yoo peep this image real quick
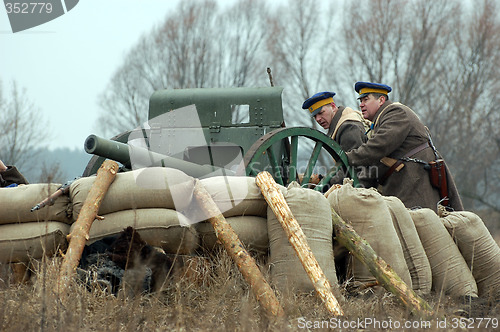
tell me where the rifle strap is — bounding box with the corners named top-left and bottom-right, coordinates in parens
top-left (378, 142), bottom-right (429, 185)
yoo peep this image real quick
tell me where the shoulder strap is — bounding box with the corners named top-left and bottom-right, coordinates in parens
top-left (378, 142), bottom-right (429, 185)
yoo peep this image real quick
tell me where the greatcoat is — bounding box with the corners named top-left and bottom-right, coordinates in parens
top-left (327, 106), bottom-right (376, 189)
top-left (346, 101), bottom-right (463, 212)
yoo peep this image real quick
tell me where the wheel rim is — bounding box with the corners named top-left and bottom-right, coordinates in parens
top-left (243, 127), bottom-right (359, 190)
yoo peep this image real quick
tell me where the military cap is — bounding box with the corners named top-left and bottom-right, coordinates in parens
top-left (302, 91), bottom-right (336, 117)
top-left (355, 82), bottom-right (392, 99)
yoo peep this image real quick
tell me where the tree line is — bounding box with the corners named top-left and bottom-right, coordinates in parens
top-left (2, 0), bottom-right (499, 211)
top-left (96, 0), bottom-right (500, 210)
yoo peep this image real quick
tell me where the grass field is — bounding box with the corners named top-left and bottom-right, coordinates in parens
top-left (0, 247), bottom-right (498, 332)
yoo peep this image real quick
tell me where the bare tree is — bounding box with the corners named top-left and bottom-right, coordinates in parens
top-left (265, 0), bottom-right (339, 129)
top-left (339, 0), bottom-right (459, 104)
top-left (97, 0), bottom-right (271, 136)
top-left (93, 0), bottom-right (500, 211)
top-left (339, 0), bottom-right (500, 210)
top-left (428, 0), bottom-right (500, 209)
top-left (37, 160), bottom-right (66, 184)
top-left (97, 51), bottom-right (153, 136)
top-left (213, 0), bottom-right (270, 88)
top-left (0, 80), bottom-right (50, 170)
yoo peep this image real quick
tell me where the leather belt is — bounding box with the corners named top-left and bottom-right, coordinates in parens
top-left (378, 142), bottom-right (430, 185)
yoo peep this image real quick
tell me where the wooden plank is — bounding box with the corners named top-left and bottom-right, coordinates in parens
top-left (193, 179), bottom-right (285, 320)
top-left (330, 207), bottom-right (434, 319)
top-left (255, 171), bottom-right (343, 316)
top-left (57, 159), bottom-right (119, 301)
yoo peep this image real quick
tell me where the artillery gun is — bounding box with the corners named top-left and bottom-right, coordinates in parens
top-left (83, 87), bottom-right (358, 191)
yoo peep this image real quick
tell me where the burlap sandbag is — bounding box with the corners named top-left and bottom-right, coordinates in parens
top-left (439, 210), bottom-right (500, 298)
top-left (195, 216), bottom-right (268, 254)
top-left (71, 209), bottom-right (198, 254)
top-left (409, 208), bottom-right (478, 297)
top-left (0, 184), bottom-right (72, 224)
top-left (0, 221), bottom-right (69, 263)
top-left (198, 176), bottom-right (286, 219)
top-left (70, 167), bottom-right (195, 221)
top-left (384, 196), bottom-right (432, 294)
top-left (327, 182), bottom-right (412, 288)
top-left (267, 182), bottom-right (337, 293)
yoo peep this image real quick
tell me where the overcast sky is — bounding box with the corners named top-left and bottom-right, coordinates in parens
top-left (1, 0), bottom-right (236, 151)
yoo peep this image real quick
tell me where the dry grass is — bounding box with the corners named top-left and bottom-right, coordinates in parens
top-left (0, 249), bottom-right (498, 332)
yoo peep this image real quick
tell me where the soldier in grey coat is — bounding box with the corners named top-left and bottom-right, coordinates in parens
top-left (0, 159), bottom-right (29, 187)
top-left (346, 82), bottom-right (463, 212)
top-left (302, 91), bottom-right (376, 189)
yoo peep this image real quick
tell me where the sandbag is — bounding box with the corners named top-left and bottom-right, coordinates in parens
top-left (199, 176), bottom-right (286, 218)
top-left (384, 196), bottom-right (432, 294)
top-left (70, 167), bottom-right (195, 221)
top-left (0, 221), bottom-right (69, 263)
top-left (0, 184), bottom-right (72, 224)
top-left (440, 210), bottom-right (500, 298)
top-left (409, 208), bottom-right (478, 297)
top-left (267, 182), bottom-right (337, 293)
top-left (327, 183), bottom-right (412, 288)
top-left (71, 208), bottom-right (198, 255)
top-left (195, 215), bottom-right (268, 254)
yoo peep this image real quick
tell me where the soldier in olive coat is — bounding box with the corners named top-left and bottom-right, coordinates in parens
top-left (302, 91), bottom-right (376, 188)
top-left (0, 159), bottom-right (29, 187)
top-left (346, 82), bottom-right (463, 212)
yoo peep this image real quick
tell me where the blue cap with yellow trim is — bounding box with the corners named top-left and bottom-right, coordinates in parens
top-left (355, 82), bottom-right (392, 99)
top-left (302, 91), bottom-right (336, 117)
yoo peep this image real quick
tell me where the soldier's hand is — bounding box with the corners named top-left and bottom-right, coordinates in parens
top-left (309, 173), bottom-right (323, 185)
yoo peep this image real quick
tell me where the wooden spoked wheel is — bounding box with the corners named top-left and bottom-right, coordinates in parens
top-left (243, 127), bottom-right (358, 191)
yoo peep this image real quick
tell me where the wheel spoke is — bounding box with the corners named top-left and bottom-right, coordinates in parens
top-left (302, 141), bottom-right (323, 185)
top-left (246, 166), bottom-right (258, 177)
top-left (266, 147), bottom-right (284, 186)
top-left (288, 135), bottom-right (299, 183)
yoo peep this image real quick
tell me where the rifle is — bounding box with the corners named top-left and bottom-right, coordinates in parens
top-left (31, 178), bottom-right (79, 212)
top-left (425, 130), bottom-right (449, 206)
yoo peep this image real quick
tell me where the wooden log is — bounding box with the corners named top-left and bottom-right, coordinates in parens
top-left (193, 179), bottom-right (285, 320)
top-left (330, 207), bottom-right (434, 319)
top-left (57, 160), bottom-right (119, 300)
top-left (255, 171), bottom-right (344, 316)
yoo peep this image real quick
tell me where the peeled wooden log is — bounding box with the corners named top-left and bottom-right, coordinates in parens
top-left (255, 171), bottom-right (344, 316)
top-left (57, 160), bottom-right (119, 300)
top-left (193, 179), bottom-right (285, 320)
top-left (330, 207), bottom-right (434, 319)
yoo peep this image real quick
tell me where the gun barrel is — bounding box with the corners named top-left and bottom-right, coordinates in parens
top-left (85, 134), bottom-right (131, 167)
top-left (84, 134), bottom-right (234, 178)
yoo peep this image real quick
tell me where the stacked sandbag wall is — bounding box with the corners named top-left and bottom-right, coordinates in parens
top-left (384, 197), bottom-right (432, 295)
top-left (70, 167), bottom-right (199, 255)
top-left (409, 208), bottom-right (478, 298)
top-left (0, 183), bottom-right (72, 263)
top-left (267, 182), bottom-right (338, 294)
top-left (327, 182), bottom-right (412, 289)
top-left (193, 176), bottom-right (275, 255)
top-left (439, 210), bottom-right (500, 298)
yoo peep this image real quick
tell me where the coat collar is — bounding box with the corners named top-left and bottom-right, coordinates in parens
top-left (327, 106), bottom-right (345, 136)
top-left (372, 100), bottom-right (393, 127)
